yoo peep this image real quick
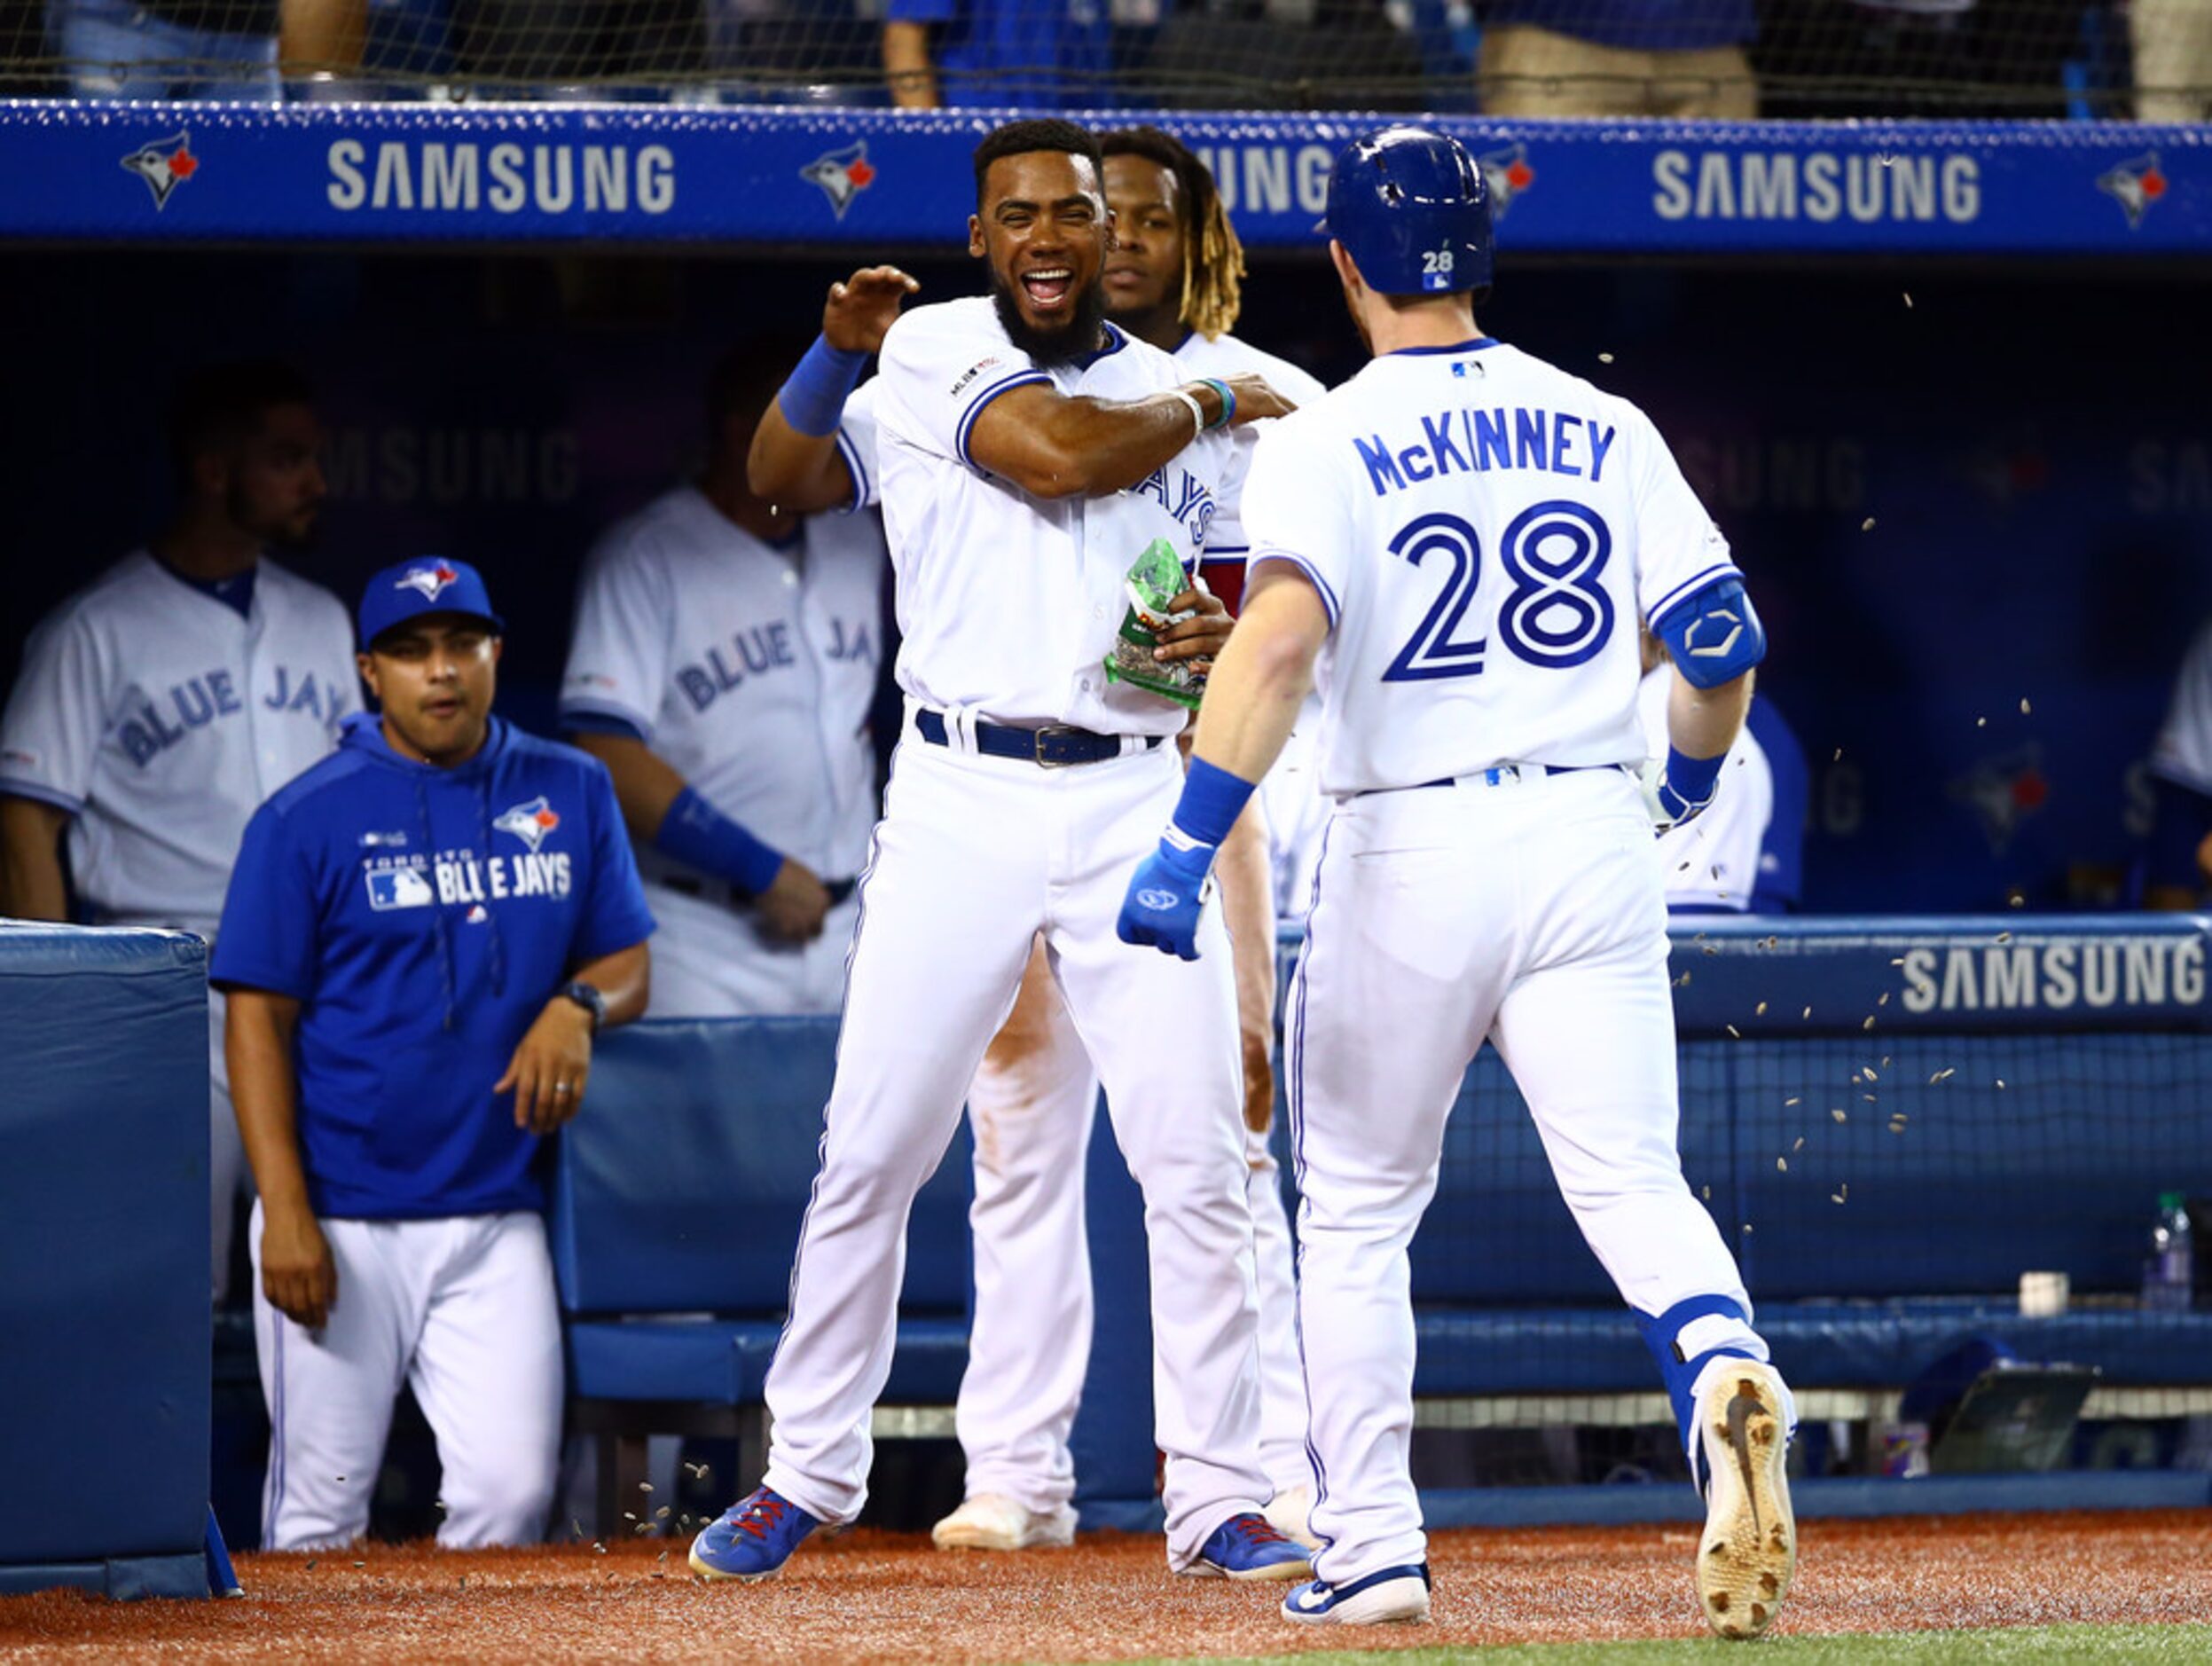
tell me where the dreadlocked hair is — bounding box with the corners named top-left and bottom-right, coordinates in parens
top-left (1101, 125), bottom-right (1245, 342)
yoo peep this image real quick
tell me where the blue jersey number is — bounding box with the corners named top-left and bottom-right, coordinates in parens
top-left (1497, 500), bottom-right (1614, 669)
top-left (1381, 513), bottom-right (1487, 682)
top-left (1384, 501), bottom-right (1615, 682)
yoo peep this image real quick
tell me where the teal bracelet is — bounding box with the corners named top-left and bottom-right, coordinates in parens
top-left (1200, 377), bottom-right (1235, 430)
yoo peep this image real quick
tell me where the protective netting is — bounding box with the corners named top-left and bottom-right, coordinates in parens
top-left (1400, 1028), bottom-right (2212, 1487)
top-left (5, 3), bottom-right (2206, 121)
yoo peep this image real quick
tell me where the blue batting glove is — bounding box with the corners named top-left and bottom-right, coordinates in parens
top-left (1641, 747), bottom-right (1724, 834)
top-left (1117, 834), bottom-right (1217, 961)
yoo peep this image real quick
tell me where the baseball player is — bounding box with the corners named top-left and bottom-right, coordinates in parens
top-left (744, 127), bottom-right (1328, 1556)
top-left (1118, 128), bottom-right (1797, 1637)
top-left (559, 343), bottom-right (885, 1017)
top-left (688, 118), bottom-right (1308, 1585)
top-left (210, 557), bottom-right (655, 1551)
top-left (0, 359), bottom-right (355, 1305)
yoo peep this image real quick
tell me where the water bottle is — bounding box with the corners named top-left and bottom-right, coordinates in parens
top-left (2144, 1191), bottom-right (2195, 1313)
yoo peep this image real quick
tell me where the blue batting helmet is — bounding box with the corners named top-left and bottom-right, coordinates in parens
top-left (1318, 125), bottom-right (1493, 297)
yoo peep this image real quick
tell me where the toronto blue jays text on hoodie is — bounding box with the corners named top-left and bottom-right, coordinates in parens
top-left (212, 713), bottom-right (655, 1220)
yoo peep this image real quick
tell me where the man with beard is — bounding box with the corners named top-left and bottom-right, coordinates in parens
top-left (688, 118), bottom-right (1309, 1585)
top-left (0, 359), bottom-right (357, 1305)
top-left (743, 125), bottom-right (1328, 1559)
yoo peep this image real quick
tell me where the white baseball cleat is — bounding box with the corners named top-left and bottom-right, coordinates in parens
top-left (1696, 1361), bottom-right (1796, 1639)
top-left (1282, 1562), bottom-right (1432, 1626)
top-left (1262, 1483), bottom-right (1320, 1550)
top-left (930, 1493), bottom-right (1078, 1552)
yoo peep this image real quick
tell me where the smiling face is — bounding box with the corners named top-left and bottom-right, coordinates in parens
top-left (970, 148), bottom-right (1110, 366)
top-left (359, 615), bottom-right (501, 767)
top-left (1102, 152), bottom-right (1185, 341)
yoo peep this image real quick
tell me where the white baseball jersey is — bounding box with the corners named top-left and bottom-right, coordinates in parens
top-left (839, 325), bottom-right (1331, 910)
top-left (1165, 334), bottom-right (1334, 917)
top-left (1638, 666), bottom-right (1773, 912)
top-left (870, 297), bottom-right (1248, 736)
top-left (1172, 329), bottom-right (1330, 585)
top-left (2151, 617), bottom-right (2212, 796)
top-left (0, 550), bottom-right (356, 934)
top-left (1243, 338), bottom-right (1738, 798)
top-left (561, 486), bottom-right (885, 887)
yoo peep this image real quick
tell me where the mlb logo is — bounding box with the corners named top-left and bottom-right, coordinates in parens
top-left (366, 868), bottom-right (435, 911)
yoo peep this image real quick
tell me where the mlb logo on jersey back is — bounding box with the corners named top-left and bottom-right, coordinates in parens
top-left (366, 868), bottom-right (435, 910)
top-left (494, 796), bottom-right (561, 853)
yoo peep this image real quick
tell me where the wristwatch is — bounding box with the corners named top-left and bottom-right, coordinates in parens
top-left (561, 980), bottom-right (607, 1032)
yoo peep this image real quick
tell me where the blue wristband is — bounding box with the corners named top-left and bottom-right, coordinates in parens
top-left (1200, 377), bottom-right (1235, 431)
top-left (779, 334), bottom-right (869, 439)
top-left (655, 786), bottom-right (786, 897)
top-left (1665, 746), bottom-right (1724, 808)
top-left (1170, 757), bottom-right (1258, 850)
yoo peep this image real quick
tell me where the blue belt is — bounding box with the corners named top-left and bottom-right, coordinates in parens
top-left (914, 708), bottom-right (1164, 768)
top-left (1361, 762), bottom-right (1612, 798)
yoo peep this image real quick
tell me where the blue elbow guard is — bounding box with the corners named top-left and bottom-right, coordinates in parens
top-left (1654, 576), bottom-right (1765, 690)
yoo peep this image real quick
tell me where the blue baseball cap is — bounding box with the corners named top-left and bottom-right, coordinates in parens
top-left (357, 557), bottom-right (506, 648)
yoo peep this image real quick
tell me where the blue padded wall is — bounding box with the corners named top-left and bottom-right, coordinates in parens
top-left (0, 925), bottom-right (210, 1576)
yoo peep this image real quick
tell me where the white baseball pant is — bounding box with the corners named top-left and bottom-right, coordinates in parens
top-left (1288, 769), bottom-right (1758, 1586)
top-left (956, 942), bottom-right (1312, 1513)
top-left (760, 719), bottom-right (1271, 1568)
top-left (252, 1204), bottom-right (563, 1551)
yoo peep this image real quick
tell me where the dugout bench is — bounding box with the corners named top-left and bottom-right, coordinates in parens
top-left (555, 916), bottom-right (2212, 1535)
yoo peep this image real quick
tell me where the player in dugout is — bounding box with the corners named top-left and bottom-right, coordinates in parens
top-left (208, 557), bottom-right (655, 1551)
top-left (0, 359), bottom-right (357, 1308)
top-left (560, 343), bottom-right (886, 1020)
top-left (742, 125), bottom-right (1328, 1554)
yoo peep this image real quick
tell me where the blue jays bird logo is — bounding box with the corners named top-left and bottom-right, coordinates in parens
top-left (802, 141), bottom-right (877, 221)
top-left (396, 561), bottom-right (461, 603)
top-left (2097, 151), bottom-right (2168, 230)
top-left (120, 132), bottom-right (200, 210)
top-left (494, 796), bottom-right (561, 853)
top-left (1477, 143), bottom-right (1534, 220)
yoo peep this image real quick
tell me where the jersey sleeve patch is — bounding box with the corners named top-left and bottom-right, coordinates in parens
top-left (953, 369), bottom-right (1052, 470)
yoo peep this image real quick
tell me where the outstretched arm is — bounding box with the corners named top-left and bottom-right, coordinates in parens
top-left (969, 373), bottom-right (1295, 502)
top-left (1118, 565), bottom-right (1330, 961)
top-left (749, 265), bottom-right (920, 513)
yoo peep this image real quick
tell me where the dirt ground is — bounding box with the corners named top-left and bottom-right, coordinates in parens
top-left (4, 1509), bottom-right (2209, 1662)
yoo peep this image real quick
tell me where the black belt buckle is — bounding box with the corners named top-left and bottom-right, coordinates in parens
top-left (1031, 724), bottom-right (1087, 767)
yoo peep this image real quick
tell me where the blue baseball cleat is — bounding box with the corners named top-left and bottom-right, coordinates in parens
top-left (1282, 1562), bottom-right (1432, 1625)
top-left (1187, 1512), bottom-right (1313, 1581)
top-left (688, 1487), bottom-right (820, 1582)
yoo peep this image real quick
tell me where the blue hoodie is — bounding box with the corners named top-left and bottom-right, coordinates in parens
top-left (213, 712), bottom-right (654, 1220)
